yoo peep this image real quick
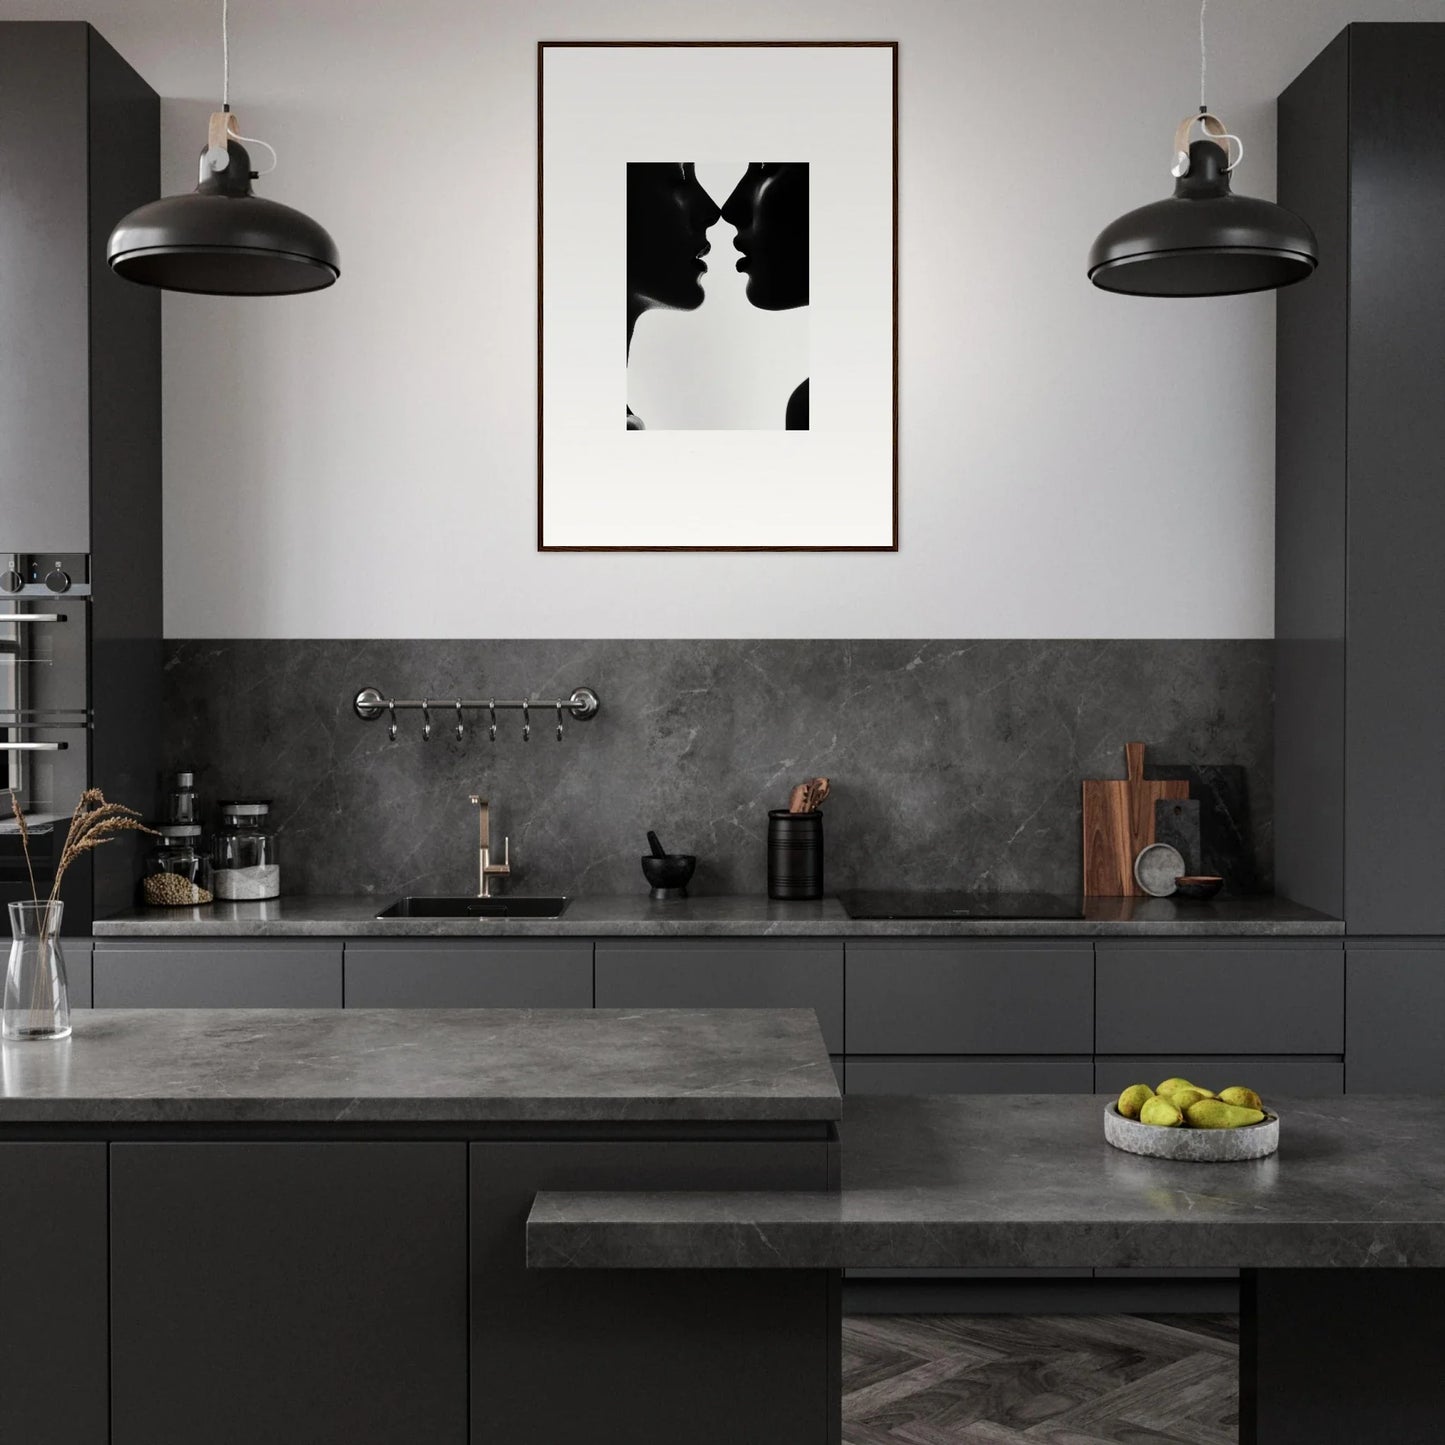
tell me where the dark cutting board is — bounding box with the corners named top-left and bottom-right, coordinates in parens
top-left (1154, 797), bottom-right (1202, 876)
top-left (1082, 743), bottom-right (1190, 896)
top-left (1146, 763), bottom-right (1260, 894)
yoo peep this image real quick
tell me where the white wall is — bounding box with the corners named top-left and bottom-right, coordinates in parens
top-left (0, 0), bottom-right (1428, 638)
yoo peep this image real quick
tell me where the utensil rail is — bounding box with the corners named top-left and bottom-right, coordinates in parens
top-left (352, 685), bottom-right (600, 742)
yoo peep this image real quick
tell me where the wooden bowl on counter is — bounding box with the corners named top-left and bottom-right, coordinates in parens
top-left (1172, 875), bottom-right (1225, 900)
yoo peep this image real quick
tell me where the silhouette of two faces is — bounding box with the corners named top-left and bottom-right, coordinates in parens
top-left (626, 162), bottom-right (809, 430)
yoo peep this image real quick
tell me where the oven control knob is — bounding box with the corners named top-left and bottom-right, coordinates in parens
top-left (44, 568), bottom-right (71, 594)
top-left (0, 569), bottom-right (21, 594)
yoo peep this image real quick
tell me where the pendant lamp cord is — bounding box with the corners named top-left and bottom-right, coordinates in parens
top-left (1199, 0), bottom-right (1207, 111)
top-left (206, 0), bottom-right (278, 177)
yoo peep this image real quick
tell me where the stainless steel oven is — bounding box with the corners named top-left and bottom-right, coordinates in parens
top-left (0, 556), bottom-right (92, 923)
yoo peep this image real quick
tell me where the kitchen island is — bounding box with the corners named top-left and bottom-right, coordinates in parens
top-left (0, 1007), bottom-right (841, 1445)
top-left (533, 1093), bottom-right (1445, 1445)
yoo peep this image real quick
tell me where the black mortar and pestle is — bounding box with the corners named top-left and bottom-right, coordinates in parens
top-left (642, 830), bottom-right (696, 900)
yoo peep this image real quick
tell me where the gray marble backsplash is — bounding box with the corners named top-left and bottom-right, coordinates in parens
top-left (161, 640), bottom-right (1273, 900)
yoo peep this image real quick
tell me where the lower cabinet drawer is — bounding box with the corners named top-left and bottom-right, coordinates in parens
top-left (594, 941), bottom-right (844, 1053)
top-left (1096, 942), bottom-right (1343, 1054)
top-left (1095, 1056), bottom-right (1344, 1096)
top-left (846, 941), bottom-right (1093, 1055)
top-left (93, 941), bottom-right (343, 1008)
top-left (64, 940), bottom-right (92, 1009)
top-left (845, 1058), bottom-right (1095, 1095)
top-left (1346, 945), bottom-right (1445, 1092)
top-left (344, 941), bottom-right (592, 1008)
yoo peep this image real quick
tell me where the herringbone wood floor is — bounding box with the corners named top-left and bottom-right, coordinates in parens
top-left (842, 1313), bottom-right (1239, 1444)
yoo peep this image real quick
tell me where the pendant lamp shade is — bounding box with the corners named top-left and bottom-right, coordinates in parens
top-left (108, 137), bottom-right (339, 296)
top-left (1088, 139), bottom-right (1316, 297)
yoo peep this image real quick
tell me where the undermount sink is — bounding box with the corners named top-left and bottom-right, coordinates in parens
top-left (375, 896), bottom-right (570, 919)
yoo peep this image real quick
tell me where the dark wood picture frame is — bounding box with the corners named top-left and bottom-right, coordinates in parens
top-left (537, 40), bottom-right (899, 552)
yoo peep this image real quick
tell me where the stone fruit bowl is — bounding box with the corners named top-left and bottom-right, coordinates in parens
top-left (1104, 1103), bottom-right (1279, 1161)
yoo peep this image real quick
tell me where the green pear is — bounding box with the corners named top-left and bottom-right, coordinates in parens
top-left (1117, 1084), bottom-right (1154, 1119)
top-left (1161, 1086), bottom-right (1211, 1111)
top-left (1185, 1099), bottom-right (1266, 1129)
top-left (1218, 1086), bottom-right (1264, 1111)
top-left (1140, 1096), bottom-right (1185, 1127)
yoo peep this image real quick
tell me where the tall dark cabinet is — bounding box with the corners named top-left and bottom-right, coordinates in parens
top-left (0, 23), bottom-right (161, 928)
top-left (1277, 24), bottom-right (1445, 1088)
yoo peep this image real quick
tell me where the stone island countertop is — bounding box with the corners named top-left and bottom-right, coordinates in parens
top-left (0, 1007), bottom-right (840, 1126)
top-left (527, 1093), bottom-right (1445, 1270)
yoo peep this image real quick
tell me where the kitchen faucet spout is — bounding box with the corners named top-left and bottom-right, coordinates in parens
top-left (468, 794), bottom-right (511, 898)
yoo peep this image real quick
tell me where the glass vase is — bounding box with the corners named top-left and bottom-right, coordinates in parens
top-left (5, 901), bottom-right (71, 1042)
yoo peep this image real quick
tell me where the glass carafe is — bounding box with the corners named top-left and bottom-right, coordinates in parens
top-left (5, 901), bottom-right (71, 1041)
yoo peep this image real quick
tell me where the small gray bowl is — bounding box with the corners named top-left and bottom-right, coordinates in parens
top-left (1134, 842), bottom-right (1186, 897)
top-left (1104, 1103), bottom-right (1279, 1162)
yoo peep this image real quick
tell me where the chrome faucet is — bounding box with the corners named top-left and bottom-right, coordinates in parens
top-left (468, 794), bottom-right (511, 897)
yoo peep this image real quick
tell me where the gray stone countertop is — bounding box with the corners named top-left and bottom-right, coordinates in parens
top-left (0, 1008), bottom-right (840, 1125)
top-left (92, 893), bottom-right (1342, 938)
top-left (528, 1093), bottom-right (1445, 1271)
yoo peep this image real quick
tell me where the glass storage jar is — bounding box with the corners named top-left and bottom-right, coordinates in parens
top-left (211, 801), bottom-right (281, 901)
top-left (143, 825), bottom-right (214, 907)
top-left (162, 770), bottom-right (199, 825)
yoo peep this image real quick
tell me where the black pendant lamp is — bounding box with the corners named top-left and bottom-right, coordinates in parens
top-left (1087, 2), bottom-right (1316, 297)
top-left (107, 1), bottom-right (338, 296)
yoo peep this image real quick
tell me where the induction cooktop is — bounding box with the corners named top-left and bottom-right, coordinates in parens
top-left (837, 891), bottom-right (1085, 920)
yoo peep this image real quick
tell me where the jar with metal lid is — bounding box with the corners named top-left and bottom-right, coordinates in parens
top-left (211, 800), bottom-right (281, 901)
top-left (142, 825), bottom-right (214, 907)
top-left (162, 770), bottom-right (199, 825)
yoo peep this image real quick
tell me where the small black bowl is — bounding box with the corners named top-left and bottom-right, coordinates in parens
top-left (642, 854), bottom-right (696, 900)
top-left (1173, 875), bottom-right (1224, 901)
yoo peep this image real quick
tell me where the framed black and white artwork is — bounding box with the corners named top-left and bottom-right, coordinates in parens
top-left (538, 41), bottom-right (897, 551)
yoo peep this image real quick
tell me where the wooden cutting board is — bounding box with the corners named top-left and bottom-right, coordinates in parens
top-left (1082, 742), bottom-right (1189, 896)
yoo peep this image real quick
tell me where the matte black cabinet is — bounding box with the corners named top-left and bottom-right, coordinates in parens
top-left (0, 22), bottom-right (161, 927)
top-left (1277, 25), bottom-right (1445, 936)
top-left (470, 1139), bottom-right (834, 1444)
top-left (0, 1143), bottom-right (108, 1444)
top-left (0, 23), bottom-right (100, 547)
top-left (845, 941), bottom-right (1093, 1056)
top-left (64, 938), bottom-right (92, 1008)
top-left (846, 1058), bottom-right (1094, 1094)
top-left (344, 939), bottom-right (592, 1008)
top-left (0, 21), bottom-right (157, 550)
top-left (94, 939), bottom-right (343, 1007)
top-left (110, 1142), bottom-right (469, 1445)
top-left (595, 940), bottom-right (844, 1053)
top-left (1095, 942), bottom-right (1343, 1056)
top-left (1346, 944), bottom-right (1445, 1092)
top-left (83, 932), bottom-right (1358, 1095)
top-left (1095, 1057), bottom-right (1344, 1097)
